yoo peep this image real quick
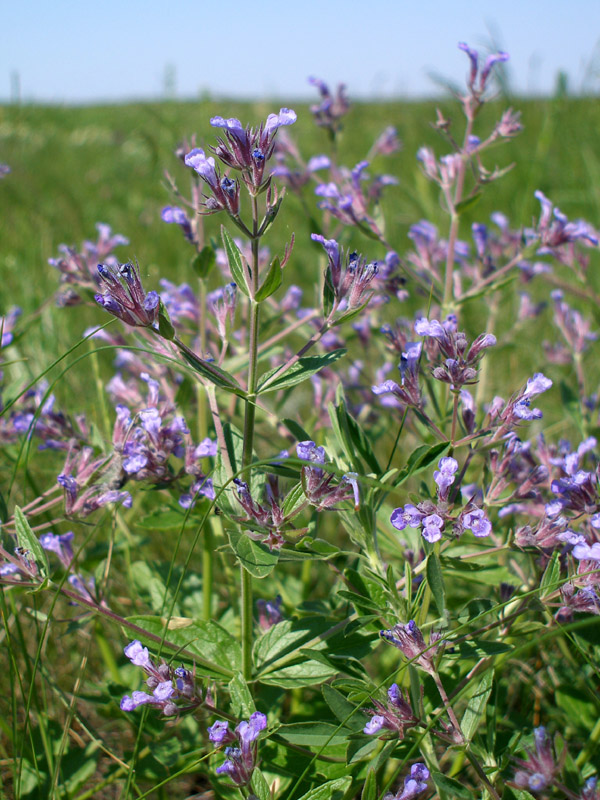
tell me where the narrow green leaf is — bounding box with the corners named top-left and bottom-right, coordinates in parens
top-left (251, 769), bottom-right (271, 800)
top-left (540, 550), bottom-right (562, 597)
top-left (276, 723), bottom-right (349, 748)
top-left (455, 191), bottom-right (482, 214)
top-left (460, 669), bottom-right (494, 742)
top-left (426, 552), bottom-right (446, 616)
top-left (192, 245), bottom-right (216, 279)
top-left (282, 418), bottom-right (313, 443)
top-left (431, 772), bottom-right (473, 799)
top-left (322, 685), bottom-right (363, 730)
top-left (258, 348), bottom-right (347, 393)
top-left (221, 225), bottom-right (250, 296)
top-left (255, 256), bottom-right (282, 301)
top-left (14, 505), bottom-right (49, 580)
top-left (177, 344), bottom-right (245, 395)
top-left (322, 267), bottom-right (335, 317)
top-left (394, 442), bottom-right (450, 486)
top-left (331, 297), bottom-right (371, 327)
top-left (157, 300), bottom-right (175, 341)
top-left (361, 769), bottom-right (377, 800)
top-left (229, 672), bottom-right (256, 718)
top-left (227, 528), bottom-right (279, 578)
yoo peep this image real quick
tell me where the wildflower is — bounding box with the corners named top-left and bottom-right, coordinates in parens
top-left (372, 342), bottom-right (423, 408)
top-left (257, 596), bottom-right (284, 630)
top-left (534, 190), bottom-right (599, 252)
top-left (380, 620), bottom-right (440, 674)
top-left (95, 262), bottom-right (159, 328)
top-left (458, 42), bottom-right (509, 96)
top-left (161, 205), bottom-right (196, 244)
top-left (384, 763), bottom-right (430, 800)
top-left (460, 507), bottom-right (492, 537)
top-left (416, 316), bottom-right (496, 388)
top-left (120, 640), bottom-right (201, 716)
top-left (311, 234), bottom-right (378, 309)
top-left (363, 683), bottom-right (417, 738)
top-left (184, 147), bottom-right (241, 215)
top-left (555, 583), bottom-right (600, 622)
top-left (297, 441), bottom-right (355, 510)
top-left (39, 531), bottom-right (74, 568)
top-left (433, 457), bottom-right (459, 500)
top-left (210, 712), bottom-right (267, 786)
top-left (207, 109), bottom-right (296, 192)
top-left (513, 727), bottom-right (558, 793)
top-left (308, 76), bottom-right (349, 132)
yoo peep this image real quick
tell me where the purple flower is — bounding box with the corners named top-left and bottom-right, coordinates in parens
top-left (422, 514), bottom-right (444, 543)
top-left (514, 727), bottom-right (558, 793)
top-left (380, 620), bottom-right (439, 674)
top-left (385, 763), bottom-right (430, 800)
top-left (39, 531), bottom-right (74, 568)
top-left (433, 456), bottom-right (458, 498)
top-left (462, 508), bottom-right (492, 537)
top-left (124, 640), bottom-right (152, 669)
top-left (414, 317), bottom-right (446, 339)
top-left (208, 720), bottom-right (234, 745)
top-left (458, 42), bottom-right (509, 95)
top-left (573, 542), bottom-right (600, 561)
top-left (95, 262), bottom-right (159, 329)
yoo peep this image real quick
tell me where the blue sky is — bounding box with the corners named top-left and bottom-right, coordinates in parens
top-left (3, 0), bottom-right (600, 103)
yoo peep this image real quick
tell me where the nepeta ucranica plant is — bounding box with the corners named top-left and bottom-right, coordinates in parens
top-left (2, 40), bottom-right (600, 800)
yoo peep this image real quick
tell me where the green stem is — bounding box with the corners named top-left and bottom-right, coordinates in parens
top-left (241, 563), bottom-right (253, 680)
top-left (239, 193), bottom-right (261, 681)
top-left (198, 277), bottom-right (214, 621)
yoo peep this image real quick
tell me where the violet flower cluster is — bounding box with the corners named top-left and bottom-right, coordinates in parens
top-left (208, 711), bottom-right (267, 786)
top-left (390, 456), bottom-right (491, 544)
top-left (120, 640), bottom-right (202, 716)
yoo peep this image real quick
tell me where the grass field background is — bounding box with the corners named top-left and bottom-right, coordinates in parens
top-left (2, 95), bottom-right (600, 419)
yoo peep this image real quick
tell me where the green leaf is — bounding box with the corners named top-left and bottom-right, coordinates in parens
top-left (460, 669), bottom-right (494, 742)
top-left (251, 769), bottom-right (272, 800)
top-left (157, 300), bottom-right (175, 341)
top-left (125, 615), bottom-right (238, 678)
top-left (276, 723), bottom-right (350, 748)
top-left (331, 298), bottom-right (372, 327)
top-left (455, 192), bottom-right (482, 215)
top-left (426, 552), bottom-right (446, 616)
top-left (221, 225), bottom-right (250, 296)
top-left (254, 617), bottom-right (334, 669)
top-left (192, 245), bottom-right (216, 279)
top-left (177, 344), bottom-right (245, 395)
top-left (258, 348), bottom-right (347, 393)
top-left (431, 771), bottom-right (473, 799)
top-left (361, 769), bottom-right (377, 800)
top-left (296, 778), bottom-right (352, 800)
top-left (281, 482), bottom-right (306, 518)
top-left (228, 672), bottom-right (256, 717)
top-left (540, 550), bottom-right (562, 597)
top-left (136, 510), bottom-right (188, 530)
top-left (227, 528), bottom-right (279, 578)
top-left (0, 488), bottom-right (7, 524)
top-left (14, 505), bottom-right (49, 581)
top-left (282, 418), bottom-right (313, 443)
top-left (322, 685), bottom-right (364, 731)
top-left (329, 387), bottom-right (380, 474)
top-left (259, 657), bottom-right (337, 688)
top-left (255, 256), bottom-right (282, 301)
top-left (322, 267), bottom-right (335, 317)
top-left (394, 442), bottom-right (450, 487)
